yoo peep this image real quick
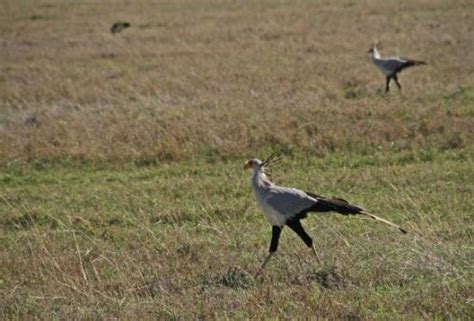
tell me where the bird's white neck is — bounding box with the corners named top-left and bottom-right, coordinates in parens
top-left (252, 167), bottom-right (272, 189)
top-left (370, 47), bottom-right (381, 60)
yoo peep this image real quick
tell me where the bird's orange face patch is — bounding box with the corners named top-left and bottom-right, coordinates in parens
top-left (244, 159), bottom-right (253, 169)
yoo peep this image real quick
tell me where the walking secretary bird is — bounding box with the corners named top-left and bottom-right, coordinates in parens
top-left (244, 154), bottom-right (407, 273)
top-left (368, 43), bottom-right (425, 92)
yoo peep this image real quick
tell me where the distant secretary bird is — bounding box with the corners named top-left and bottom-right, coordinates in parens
top-left (244, 155), bottom-right (407, 272)
top-left (368, 44), bottom-right (425, 92)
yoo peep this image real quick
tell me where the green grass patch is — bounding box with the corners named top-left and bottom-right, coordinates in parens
top-left (1, 150), bottom-right (472, 319)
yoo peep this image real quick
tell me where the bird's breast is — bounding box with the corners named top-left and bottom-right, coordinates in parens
top-left (373, 59), bottom-right (393, 76)
top-left (253, 188), bottom-right (287, 226)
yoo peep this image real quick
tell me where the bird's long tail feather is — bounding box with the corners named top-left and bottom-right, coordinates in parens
top-left (409, 60), bottom-right (425, 66)
top-left (360, 211), bottom-right (407, 234)
top-left (306, 192), bottom-right (407, 234)
top-left (401, 60), bottom-right (426, 70)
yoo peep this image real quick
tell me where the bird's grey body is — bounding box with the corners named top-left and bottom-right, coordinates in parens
top-left (251, 169), bottom-right (317, 226)
top-left (372, 55), bottom-right (410, 76)
top-left (370, 47), bottom-right (409, 75)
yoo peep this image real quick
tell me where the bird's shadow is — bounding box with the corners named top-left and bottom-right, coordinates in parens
top-left (304, 264), bottom-right (346, 289)
top-left (217, 266), bottom-right (254, 289)
top-left (216, 262), bottom-right (346, 290)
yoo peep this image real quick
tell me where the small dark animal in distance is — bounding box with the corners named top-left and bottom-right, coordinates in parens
top-left (111, 22), bottom-right (130, 34)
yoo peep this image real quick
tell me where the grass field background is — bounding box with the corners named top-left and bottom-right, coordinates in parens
top-left (1, 0), bottom-right (473, 319)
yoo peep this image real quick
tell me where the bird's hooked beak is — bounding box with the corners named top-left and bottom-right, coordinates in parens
top-left (244, 160), bottom-right (253, 170)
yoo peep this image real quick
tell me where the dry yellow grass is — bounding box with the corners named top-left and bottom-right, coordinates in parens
top-left (0, 0), bottom-right (473, 162)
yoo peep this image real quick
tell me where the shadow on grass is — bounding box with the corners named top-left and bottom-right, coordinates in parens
top-left (306, 265), bottom-right (346, 290)
top-left (217, 267), bottom-right (253, 289)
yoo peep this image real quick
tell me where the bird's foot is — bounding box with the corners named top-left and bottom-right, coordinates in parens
top-left (254, 268), bottom-right (264, 279)
top-left (255, 252), bottom-right (274, 277)
top-left (311, 245), bottom-right (322, 264)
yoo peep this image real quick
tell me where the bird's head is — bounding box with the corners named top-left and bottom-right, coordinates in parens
top-left (244, 159), bottom-right (263, 171)
top-left (244, 154), bottom-right (282, 171)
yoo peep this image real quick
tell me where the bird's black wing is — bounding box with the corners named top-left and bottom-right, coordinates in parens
top-left (305, 191), bottom-right (363, 215)
top-left (395, 58), bottom-right (426, 73)
top-left (305, 191), bottom-right (407, 233)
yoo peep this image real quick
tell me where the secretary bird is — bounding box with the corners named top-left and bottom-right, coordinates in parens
top-left (368, 44), bottom-right (425, 92)
top-left (244, 155), bottom-right (407, 272)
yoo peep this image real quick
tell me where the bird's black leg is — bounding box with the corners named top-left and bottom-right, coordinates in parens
top-left (287, 219), bottom-right (321, 263)
top-left (270, 225), bottom-right (282, 253)
top-left (287, 219), bottom-right (311, 247)
top-left (259, 226), bottom-right (282, 273)
top-left (393, 74), bottom-right (402, 90)
top-left (385, 76), bottom-right (391, 92)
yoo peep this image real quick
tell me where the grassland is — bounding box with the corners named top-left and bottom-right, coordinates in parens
top-left (1, 0), bottom-right (473, 319)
